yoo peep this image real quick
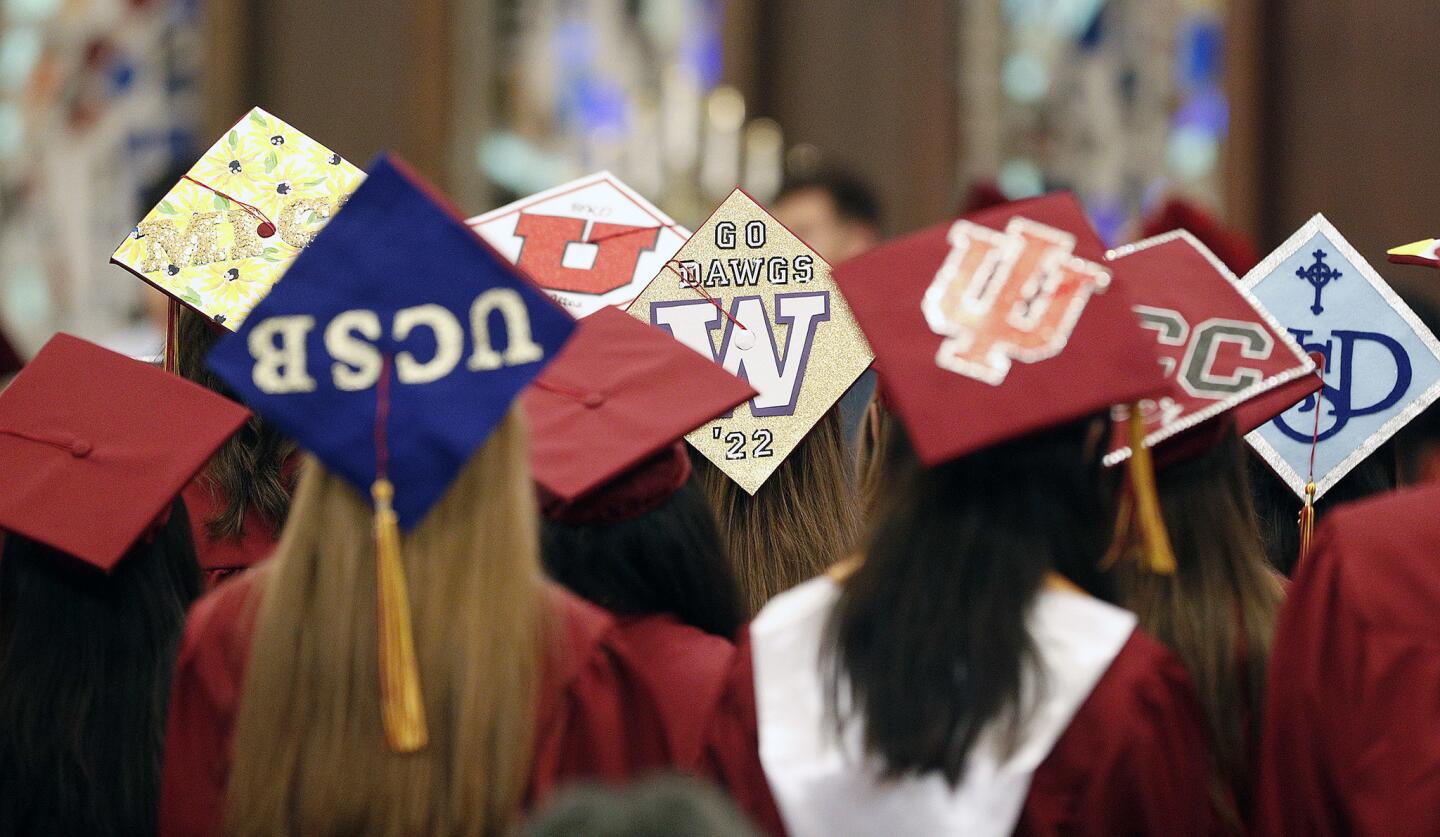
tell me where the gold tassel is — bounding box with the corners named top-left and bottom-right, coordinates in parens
top-left (1297, 481), bottom-right (1317, 564)
top-left (1124, 404), bottom-right (1177, 575)
top-left (372, 478), bottom-right (427, 752)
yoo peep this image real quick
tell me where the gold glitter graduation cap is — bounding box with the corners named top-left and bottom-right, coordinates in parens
top-left (111, 107), bottom-right (364, 331)
top-left (627, 188), bottom-right (873, 494)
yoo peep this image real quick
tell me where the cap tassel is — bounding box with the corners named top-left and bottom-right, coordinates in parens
top-left (1123, 403), bottom-right (1177, 575)
top-left (373, 478), bottom-right (427, 752)
top-left (371, 353), bottom-right (426, 752)
top-left (1296, 355), bottom-right (1327, 566)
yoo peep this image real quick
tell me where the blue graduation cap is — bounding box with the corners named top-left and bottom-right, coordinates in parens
top-left (207, 153), bottom-right (576, 754)
top-left (208, 153), bottom-right (575, 529)
top-left (1243, 214), bottom-right (1440, 500)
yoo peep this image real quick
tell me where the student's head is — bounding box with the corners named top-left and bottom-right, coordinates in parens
top-left (1114, 428), bottom-right (1281, 822)
top-left (541, 452), bottom-right (745, 639)
top-left (524, 775), bottom-right (761, 837)
top-left (824, 191), bottom-right (1171, 784)
top-left (0, 501), bottom-right (201, 836)
top-left (174, 305), bottom-right (297, 541)
top-left (773, 168), bottom-right (882, 264)
top-left (226, 409), bottom-right (547, 835)
top-left (0, 334), bottom-right (244, 836)
top-left (829, 414), bottom-right (1113, 783)
top-left (526, 308), bottom-right (755, 638)
top-left (692, 404), bottom-right (861, 615)
top-left (1392, 276), bottom-right (1440, 484)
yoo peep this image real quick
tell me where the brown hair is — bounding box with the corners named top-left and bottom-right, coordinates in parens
top-left (223, 408), bottom-right (545, 836)
top-left (691, 406), bottom-right (860, 615)
top-left (174, 306), bottom-right (296, 540)
top-left (1112, 430), bottom-right (1282, 827)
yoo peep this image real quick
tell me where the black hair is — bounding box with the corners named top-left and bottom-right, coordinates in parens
top-left (1392, 277), bottom-right (1440, 483)
top-left (0, 498), bottom-right (202, 836)
top-left (777, 168), bottom-right (883, 228)
top-left (826, 415), bottom-right (1112, 784)
top-left (541, 475), bottom-right (746, 639)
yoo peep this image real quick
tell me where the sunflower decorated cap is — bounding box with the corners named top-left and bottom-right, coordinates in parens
top-left (111, 107), bottom-right (364, 331)
top-left (467, 171), bottom-right (690, 318)
top-left (626, 188), bottom-right (874, 495)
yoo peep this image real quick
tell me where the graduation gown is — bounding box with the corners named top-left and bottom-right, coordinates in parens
top-left (740, 575), bottom-right (1219, 837)
top-left (160, 569), bottom-right (684, 837)
top-left (1254, 482), bottom-right (1440, 836)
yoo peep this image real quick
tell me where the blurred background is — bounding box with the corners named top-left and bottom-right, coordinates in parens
top-left (0, 0), bottom-right (1435, 358)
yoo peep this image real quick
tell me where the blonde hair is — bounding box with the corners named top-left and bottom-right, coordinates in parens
top-left (693, 406), bottom-right (860, 615)
top-left (224, 408), bottom-right (545, 837)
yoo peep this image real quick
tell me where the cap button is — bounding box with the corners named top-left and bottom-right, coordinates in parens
top-left (257, 221), bottom-right (277, 238)
top-left (582, 392), bottom-right (606, 409)
top-left (735, 329), bottom-right (756, 351)
top-left (70, 439), bottom-right (92, 458)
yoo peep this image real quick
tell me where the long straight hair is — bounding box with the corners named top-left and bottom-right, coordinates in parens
top-left (692, 405), bottom-right (860, 615)
top-left (175, 306), bottom-right (296, 540)
top-left (224, 409), bottom-right (546, 836)
top-left (825, 417), bottom-right (1111, 784)
top-left (542, 475), bottom-right (745, 638)
top-left (0, 501), bottom-right (201, 836)
top-left (1114, 430), bottom-right (1282, 825)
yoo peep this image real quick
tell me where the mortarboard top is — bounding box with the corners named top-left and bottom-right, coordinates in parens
top-left (524, 306), bottom-right (757, 524)
top-left (1103, 230), bottom-right (1320, 467)
top-left (832, 192), bottom-right (1169, 467)
top-left (111, 107), bottom-right (364, 331)
top-left (626, 188), bottom-right (874, 495)
top-left (0, 334), bottom-right (249, 571)
top-left (207, 153), bottom-right (577, 531)
top-left (1244, 214), bottom-right (1440, 501)
top-left (467, 172), bottom-right (690, 318)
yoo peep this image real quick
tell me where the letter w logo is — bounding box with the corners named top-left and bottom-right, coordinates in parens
top-left (922, 218), bottom-right (1110, 385)
top-left (514, 213), bottom-right (660, 295)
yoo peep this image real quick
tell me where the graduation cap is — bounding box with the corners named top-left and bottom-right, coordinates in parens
top-left (626, 188), bottom-right (874, 495)
top-left (1243, 214), bottom-right (1440, 505)
top-left (834, 192), bottom-right (1175, 572)
top-left (0, 334), bottom-right (249, 571)
top-left (1103, 230), bottom-right (1320, 467)
top-left (207, 153), bottom-right (576, 753)
top-left (111, 107), bottom-right (364, 335)
top-left (468, 172), bottom-right (690, 318)
top-left (1387, 237), bottom-right (1440, 269)
top-left (525, 307), bottom-right (757, 525)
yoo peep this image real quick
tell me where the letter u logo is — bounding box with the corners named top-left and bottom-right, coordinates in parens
top-left (922, 218), bottom-right (1110, 385)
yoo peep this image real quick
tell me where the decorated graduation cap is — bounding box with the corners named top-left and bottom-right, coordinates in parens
top-left (0, 334), bottom-right (249, 571)
top-left (525, 307), bottom-right (757, 524)
top-left (1103, 230), bottom-right (1320, 467)
top-left (834, 192), bottom-right (1175, 572)
top-left (467, 172), bottom-right (690, 318)
top-left (1387, 237), bottom-right (1440, 269)
top-left (111, 107), bottom-right (363, 335)
top-left (626, 188), bottom-right (873, 495)
top-left (1243, 215), bottom-right (1440, 511)
top-left (208, 153), bottom-right (576, 752)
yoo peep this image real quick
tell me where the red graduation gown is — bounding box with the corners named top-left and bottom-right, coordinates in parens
top-left (160, 569), bottom-right (681, 837)
top-left (1254, 482), bottom-right (1440, 836)
top-left (718, 624), bottom-right (1219, 836)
